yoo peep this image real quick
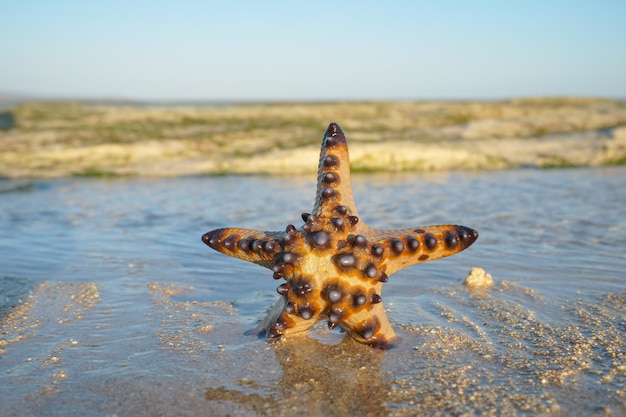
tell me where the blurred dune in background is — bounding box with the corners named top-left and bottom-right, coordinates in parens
top-left (1, 98), bottom-right (625, 178)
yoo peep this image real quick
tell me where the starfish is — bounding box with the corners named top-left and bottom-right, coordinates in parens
top-left (202, 123), bottom-right (478, 348)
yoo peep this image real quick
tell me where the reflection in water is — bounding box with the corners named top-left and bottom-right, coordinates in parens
top-left (205, 336), bottom-right (389, 417)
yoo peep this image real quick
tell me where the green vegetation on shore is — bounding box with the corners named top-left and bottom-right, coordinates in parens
top-left (1, 98), bottom-right (625, 178)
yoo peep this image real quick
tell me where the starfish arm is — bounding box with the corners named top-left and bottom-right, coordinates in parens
top-left (367, 225), bottom-right (479, 275)
top-left (259, 288), bottom-right (399, 349)
top-left (312, 123), bottom-right (360, 219)
top-left (258, 296), bottom-right (321, 338)
top-left (339, 302), bottom-right (399, 349)
top-left (202, 228), bottom-right (284, 269)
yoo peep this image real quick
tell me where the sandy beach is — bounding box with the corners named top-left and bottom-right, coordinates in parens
top-left (2, 266), bottom-right (625, 416)
top-left (1, 98), bottom-right (625, 178)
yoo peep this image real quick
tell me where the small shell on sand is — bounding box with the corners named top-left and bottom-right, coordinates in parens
top-left (464, 267), bottom-right (494, 289)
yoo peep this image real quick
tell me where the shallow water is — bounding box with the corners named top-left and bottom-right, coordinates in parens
top-left (1, 167), bottom-right (625, 416)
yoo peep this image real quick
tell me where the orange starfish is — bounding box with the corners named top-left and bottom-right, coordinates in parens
top-left (202, 123), bottom-right (478, 348)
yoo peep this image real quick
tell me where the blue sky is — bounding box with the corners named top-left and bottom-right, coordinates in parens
top-left (2, 1), bottom-right (625, 101)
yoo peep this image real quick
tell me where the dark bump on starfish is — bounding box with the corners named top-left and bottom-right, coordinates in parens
top-left (325, 136), bottom-right (340, 148)
top-left (457, 226), bottom-right (479, 247)
top-left (336, 239), bottom-right (348, 250)
top-left (251, 239), bottom-right (264, 253)
top-left (286, 224), bottom-right (297, 234)
top-left (285, 301), bottom-right (296, 314)
top-left (238, 238), bottom-right (251, 251)
top-left (282, 252), bottom-right (297, 264)
top-left (326, 122), bottom-right (344, 137)
top-left (204, 232), bottom-right (220, 247)
top-left (329, 308), bottom-right (342, 324)
top-left (360, 324), bottom-right (375, 340)
top-left (303, 216), bottom-right (318, 232)
top-left (323, 172), bottom-right (338, 185)
top-left (352, 234), bottom-right (367, 248)
top-left (353, 294), bottom-right (367, 306)
top-left (312, 230), bottom-right (330, 247)
top-left (414, 229), bottom-right (425, 234)
top-left (293, 280), bottom-right (312, 296)
top-left (324, 155), bottom-right (339, 168)
top-left (334, 205), bottom-right (348, 215)
top-left (223, 235), bottom-right (238, 251)
top-left (379, 272), bottom-right (389, 283)
top-left (337, 253), bottom-right (356, 269)
top-left (407, 237), bottom-right (420, 252)
top-left (272, 262), bottom-right (285, 279)
top-left (274, 317), bottom-right (287, 331)
top-left (418, 254), bottom-right (429, 261)
top-left (364, 264), bottom-right (378, 279)
top-left (424, 233), bottom-right (437, 250)
top-left (371, 244), bottom-right (384, 257)
top-left (301, 213), bottom-right (310, 222)
top-left (331, 217), bottom-right (344, 230)
top-left (391, 238), bottom-right (404, 254)
top-left (300, 306), bottom-right (313, 320)
top-left (263, 240), bottom-right (277, 253)
top-left (327, 289), bottom-right (342, 303)
top-left (347, 216), bottom-right (359, 227)
top-left (267, 327), bottom-right (282, 338)
top-left (445, 231), bottom-right (458, 249)
top-left (321, 187), bottom-right (336, 200)
top-left (371, 294), bottom-right (382, 304)
top-left (276, 283), bottom-right (289, 295)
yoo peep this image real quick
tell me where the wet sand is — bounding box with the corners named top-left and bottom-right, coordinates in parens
top-left (1, 274), bottom-right (624, 416)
